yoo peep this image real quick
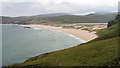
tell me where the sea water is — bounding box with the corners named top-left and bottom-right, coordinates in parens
top-left (2, 24), bottom-right (84, 66)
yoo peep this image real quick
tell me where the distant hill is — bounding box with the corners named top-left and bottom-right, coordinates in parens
top-left (29, 13), bottom-right (71, 18)
top-left (2, 16), bottom-right (30, 24)
top-left (86, 12), bottom-right (117, 20)
top-left (2, 12), bottom-right (117, 24)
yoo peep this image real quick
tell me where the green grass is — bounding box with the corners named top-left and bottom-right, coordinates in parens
top-left (7, 23), bottom-right (119, 67)
top-left (95, 23), bottom-right (119, 40)
top-left (82, 25), bottom-right (95, 27)
top-left (62, 25), bottom-right (83, 29)
top-left (62, 26), bottom-right (74, 29)
top-left (81, 28), bottom-right (93, 32)
top-left (62, 24), bottom-right (95, 29)
top-left (11, 37), bottom-right (118, 66)
top-left (81, 28), bottom-right (90, 31)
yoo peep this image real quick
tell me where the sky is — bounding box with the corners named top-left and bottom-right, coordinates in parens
top-left (1, 0), bottom-right (120, 17)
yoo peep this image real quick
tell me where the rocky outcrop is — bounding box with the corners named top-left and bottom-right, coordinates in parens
top-left (107, 20), bottom-right (118, 27)
top-left (116, 12), bottom-right (120, 20)
top-left (108, 13), bottom-right (120, 27)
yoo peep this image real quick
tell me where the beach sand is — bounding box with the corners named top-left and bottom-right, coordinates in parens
top-left (30, 24), bottom-right (98, 42)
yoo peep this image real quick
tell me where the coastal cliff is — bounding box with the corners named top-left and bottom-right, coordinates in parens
top-left (108, 13), bottom-right (120, 27)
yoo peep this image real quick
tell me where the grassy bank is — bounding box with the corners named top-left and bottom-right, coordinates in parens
top-left (7, 22), bottom-right (119, 67)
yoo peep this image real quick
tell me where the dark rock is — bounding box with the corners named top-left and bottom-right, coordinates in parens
top-left (24, 27), bottom-right (31, 28)
top-left (107, 20), bottom-right (118, 27)
top-left (116, 13), bottom-right (120, 20)
top-left (107, 13), bottom-right (120, 27)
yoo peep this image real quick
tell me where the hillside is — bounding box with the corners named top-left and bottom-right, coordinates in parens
top-left (6, 14), bottom-right (119, 67)
top-left (2, 16), bottom-right (31, 24)
top-left (2, 13), bottom-right (117, 24)
top-left (108, 13), bottom-right (120, 27)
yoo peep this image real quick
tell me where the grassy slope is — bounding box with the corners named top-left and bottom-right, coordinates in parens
top-left (13, 37), bottom-right (118, 66)
top-left (95, 23), bottom-right (119, 40)
top-left (10, 23), bottom-right (119, 66)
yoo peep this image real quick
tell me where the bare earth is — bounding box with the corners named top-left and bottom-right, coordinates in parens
top-left (30, 24), bottom-right (103, 42)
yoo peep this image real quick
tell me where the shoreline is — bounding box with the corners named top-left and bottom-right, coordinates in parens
top-left (19, 24), bottom-right (86, 43)
top-left (32, 26), bottom-right (87, 43)
top-left (30, 24), bottom-right (98, 42)
top-left (38, 27), bottom-right (86, 43)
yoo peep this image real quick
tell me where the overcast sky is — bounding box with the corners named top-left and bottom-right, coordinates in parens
top-left (1, 0), bottom-right (119, 17)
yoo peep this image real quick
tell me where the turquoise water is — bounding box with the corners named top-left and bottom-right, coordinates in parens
top-left (2, 24), bottom-right (83, 66)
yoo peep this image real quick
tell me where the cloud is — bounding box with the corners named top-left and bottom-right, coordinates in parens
top-left (1, 0), bottom-right (119, 17)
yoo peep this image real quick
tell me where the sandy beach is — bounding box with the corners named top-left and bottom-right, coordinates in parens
top-left (30, 24), bottom-right (100, 42)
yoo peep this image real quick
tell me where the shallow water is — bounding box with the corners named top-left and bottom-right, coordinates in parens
top-left (2, 24), bottom-right (83, 66)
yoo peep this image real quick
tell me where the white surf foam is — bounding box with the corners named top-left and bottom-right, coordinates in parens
top-left (66, 33), bottom-right (86, 43)
top-left (19, 25), bottom-right (33, 27)
top-left (33, 28), bottom-right (40, 30)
